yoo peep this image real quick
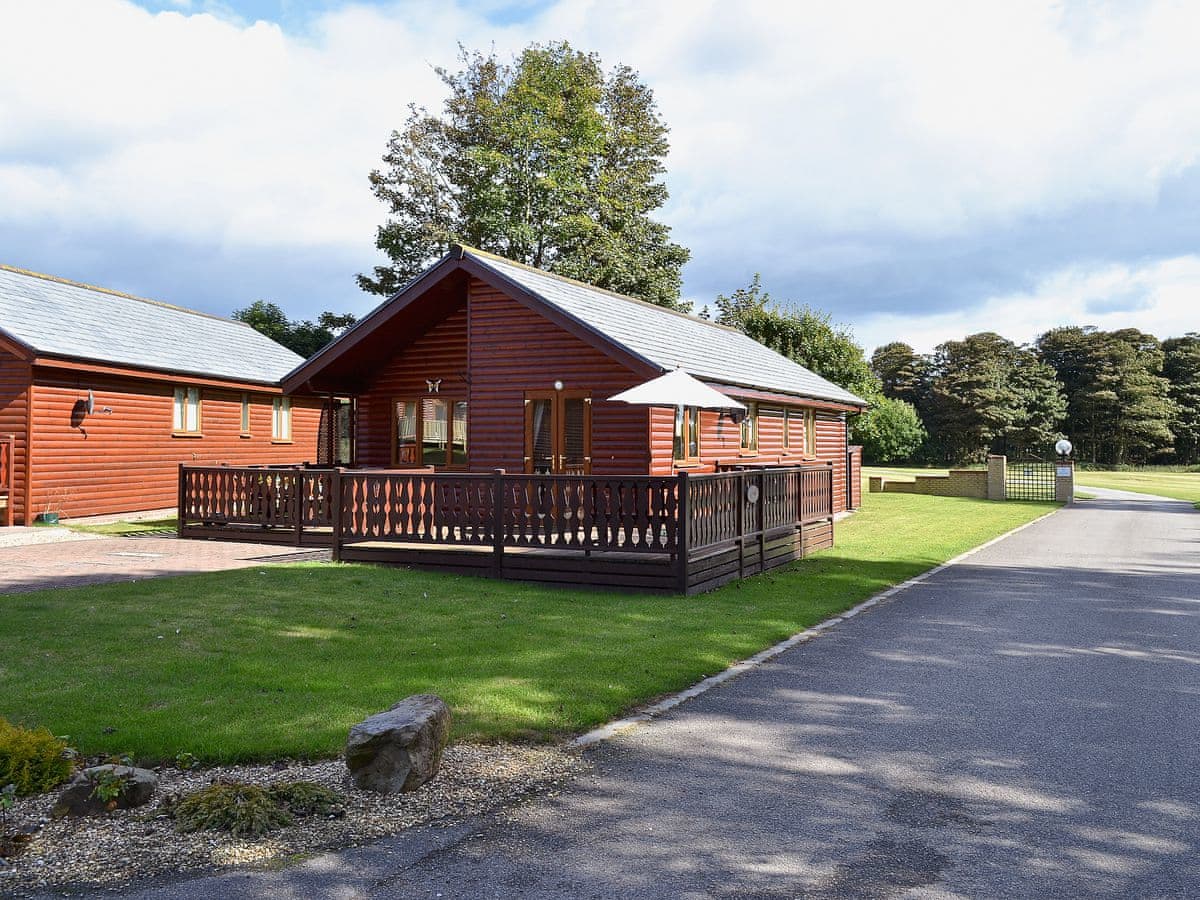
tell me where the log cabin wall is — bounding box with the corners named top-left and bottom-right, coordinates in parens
top-left (27, 368), bottom-right (322, 520)
top-left (353, 302), bottom-right (470, 467)
top-left (0, 346), bottom-right (32, 524)
top-left (467, 277), bottom-right (650, 474)
top-left (649, 404), bottom-right (850, 512)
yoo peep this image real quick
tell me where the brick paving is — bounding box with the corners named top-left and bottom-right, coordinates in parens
top-left (0, 536), bottom-right (329, 594)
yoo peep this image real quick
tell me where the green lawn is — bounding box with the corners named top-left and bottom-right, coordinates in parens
top-left (2, 493), bottom-right (1054, 764)
top-left (1073, 470), bottom-right (1200, 507)
top-left (863, 464), bottom-right (1200, 508)
top-left (67, 517), bottom-right (178, 536)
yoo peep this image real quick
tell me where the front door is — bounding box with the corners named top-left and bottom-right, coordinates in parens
top-left (525, 392), bottom-right (591, 474)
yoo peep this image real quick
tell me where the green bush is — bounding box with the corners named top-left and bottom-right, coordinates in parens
top-left (0, 718), bottom-right (75, 796)
top-left (170, 782), bottom-right (293, 838)
top-left (267, 781), bottom-right (343, 817)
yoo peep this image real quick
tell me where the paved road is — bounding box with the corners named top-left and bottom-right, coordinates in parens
top-left (116, 491), bottom-right (1200, 898)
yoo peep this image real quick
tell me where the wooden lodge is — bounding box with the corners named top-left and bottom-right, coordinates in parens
top-left (176, 246), bottom-right (867, 593)
top-left (0, 265), bottom-right (322, 524)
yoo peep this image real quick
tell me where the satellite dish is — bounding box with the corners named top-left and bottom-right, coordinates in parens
top-left (85, 390), bottom-right (95, 416)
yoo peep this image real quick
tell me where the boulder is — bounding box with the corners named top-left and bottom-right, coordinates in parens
top-left (52, 765), bottom-right (158, 817)
top-left (345, 694), bottom-right (451, 794)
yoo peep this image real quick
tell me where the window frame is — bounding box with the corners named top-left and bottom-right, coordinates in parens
top-left (172, 386), bottom-right (202, 436)
top-left (393, 396), bottom-right (468, 469)
top-left (739, 402), bottom-right (758, 453)
top-left (782, 408), bottom-right (791, 450)
top-left (673, 405), bottom-right (701, 464)
top-left (240, 393), bottom-right (252, 437)
top-left (804, 408), bottom-right (817, 457)
top-left (272, 396), bottom-right (293, 443)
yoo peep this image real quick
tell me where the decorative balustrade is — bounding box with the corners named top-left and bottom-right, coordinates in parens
top-left (178, 462), bottom-right (835, 590)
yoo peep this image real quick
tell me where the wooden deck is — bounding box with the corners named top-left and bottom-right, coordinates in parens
top-left (177, 464), bottom-right (836, 594)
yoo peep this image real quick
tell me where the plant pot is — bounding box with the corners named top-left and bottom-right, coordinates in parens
top-left (35, 512), bottom-right (60, 526)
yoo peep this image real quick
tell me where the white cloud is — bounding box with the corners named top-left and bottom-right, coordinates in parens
top-left (855, 255), bottom-right (1200, 353)
top-left (2, 0), bottom-right (1200, 320)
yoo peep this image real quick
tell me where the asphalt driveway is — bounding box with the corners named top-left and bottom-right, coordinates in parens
top-left (111, 490), bottom-right (1200, 898)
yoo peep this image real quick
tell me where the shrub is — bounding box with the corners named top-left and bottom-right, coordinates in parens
top-left (0, 718), bottom-right (75, 796)
top-left (170, 781), bottom-right (293, 838)
top-left (267, 781), bottom-right (343, 817)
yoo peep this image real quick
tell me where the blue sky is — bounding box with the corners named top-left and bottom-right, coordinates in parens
top-left (3, 0), bottom-right (1199, 352)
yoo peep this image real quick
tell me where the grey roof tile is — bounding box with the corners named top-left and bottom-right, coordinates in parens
top-left (467, 250), bottom-right (867, 407)
top-left (0, 265), bottom-right (303, 384)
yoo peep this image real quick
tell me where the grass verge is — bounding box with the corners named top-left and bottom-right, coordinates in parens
top-left (2, 493), bottom-right (1054, 763)
top-left (66, 517), bottom-right (178, 536)
top-left (1072, 470), bottom-right (1200, 508)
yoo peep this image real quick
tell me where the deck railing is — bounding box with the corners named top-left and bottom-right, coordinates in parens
top-left (0, 434), bottom-right (13, 527)
top-left (178, 462), bottom-right (834, 590)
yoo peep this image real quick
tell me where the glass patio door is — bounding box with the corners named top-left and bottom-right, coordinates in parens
top-left (525, 392), bottom-right (591, 474)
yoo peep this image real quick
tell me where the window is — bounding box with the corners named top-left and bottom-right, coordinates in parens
top-left (272, 396), bottom-right (292, 441)
top-left (240, 394), bottom-right (251, 435)
top-left (740, 402), bottom-right (758, 452)
top-left (673, 406), bottom-right (700, 462)
top-left (804, 409), bottom-right (817, 457)
top-left (173, 387), bottom-right (201, 434)
top-left (394, 397), bottom-right (467, 467)
top-left (783, 409), bottom-right (791, 449)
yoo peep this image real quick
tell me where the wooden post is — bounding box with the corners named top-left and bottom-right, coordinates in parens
top-left (176, 463), bottom-right (186, 538)
top-left (827, 460), bottom-right (835, 518)
top-left (330, 468), bottom-right (343, 562)
top-left (758, 470), bottom-right (767, 572)
top-left (492, 469), bottom-right (506, 577)
top-left (736, 471), bottom-right (745, 579)
top-left (676, 470), bottom-right (690, 594)
top-left (293, 471), bottom-right (304, 546)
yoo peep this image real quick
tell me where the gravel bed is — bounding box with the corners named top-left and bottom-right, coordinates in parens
top-left (0, 744), bottom-right (584, 896)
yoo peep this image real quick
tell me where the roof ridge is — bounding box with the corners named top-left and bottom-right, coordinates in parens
top-left (0, 263), bottom-right (252, 328)
top-left (453, 244), bottom-right (744, 335)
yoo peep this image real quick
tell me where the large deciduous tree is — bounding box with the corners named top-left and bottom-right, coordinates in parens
top-left (715, 275), bottom-right (878, 400)
top-left (233, 301), bottom-right (357, 359)
top-left (360, 42), bottom-right (690, 309)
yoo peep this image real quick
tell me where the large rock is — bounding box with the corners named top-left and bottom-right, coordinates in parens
top-left (52, 765), bottom-right (158, 817)
top-left (346, 694), bottom-right (451, 794)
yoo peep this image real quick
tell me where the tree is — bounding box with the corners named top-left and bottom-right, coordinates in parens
top-left (924, 332), bottom-right (1065, 462)
top-left (360, 42), bottom-right (690, 309)
top-left (715, 275), bottom-right (878, 400)
top-left (1037, 326), bottom-right (1174, 464)
top-left (233, 301), bottom-right (357, 359)
top-left (871, 341), bottom-right (927, 408)
top-left (854, 397), bottom-right (926, 463)
top-left (1163, 334), bottom-right (1200, 464)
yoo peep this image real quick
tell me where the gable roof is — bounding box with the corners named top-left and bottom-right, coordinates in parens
top-left (284, 246), bottom-right (867, 407)
top-left (463, 248), bottom-right (867, 407)
top-left (0, 264), bottom-right (304, 385)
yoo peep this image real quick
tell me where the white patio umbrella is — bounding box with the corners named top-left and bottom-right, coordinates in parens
top-left (608, 368), bottom-right (746, 410)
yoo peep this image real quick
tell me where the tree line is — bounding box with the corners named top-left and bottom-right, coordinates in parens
top-left (872, 329), bottom-right (1200, 465)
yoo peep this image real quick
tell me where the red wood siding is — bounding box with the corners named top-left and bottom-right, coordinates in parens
top-left (27, 369), bottom-right (321, 520)
top-left (467, 278), bottom-right (649, 474)
top-left (649, 403), bottom-right (849, 512)
top-left (0, 347), bottom-right (31, 524)
top-left (354, 303), bottom-right (469, 467)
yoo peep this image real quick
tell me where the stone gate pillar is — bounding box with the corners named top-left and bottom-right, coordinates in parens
top-left (987, 455), bottom-right (1006, 501)
top-left (1055, 460), bottom-right (1075, 503)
